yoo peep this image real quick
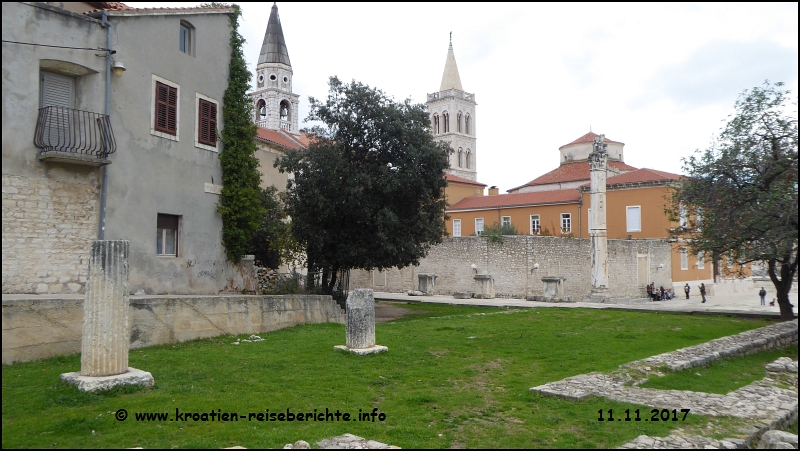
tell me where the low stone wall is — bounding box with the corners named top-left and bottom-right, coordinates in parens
top-left (350, 236), bottom-right (672, 299)
top-left (2, 294), bottom-right (344, 365)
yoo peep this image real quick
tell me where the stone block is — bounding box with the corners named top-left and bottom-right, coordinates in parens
top-left (336, 289), bottom-right (387, 354)
top-left (60, 367), bottom-right (154, 392)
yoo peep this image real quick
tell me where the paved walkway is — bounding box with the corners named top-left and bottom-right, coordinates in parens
top-left (373, 288), bottom-right (798, 318)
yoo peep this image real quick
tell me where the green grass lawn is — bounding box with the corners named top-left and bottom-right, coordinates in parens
top-left (639, 346), bottom-right (798, 394)
top-left (1, 304), bottom-right (784, 449)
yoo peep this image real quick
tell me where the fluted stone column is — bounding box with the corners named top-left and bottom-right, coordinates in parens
top-left (335, 289), bottom-right (387, 355)
top-left (589, 135), bottom-right (610, 300)
top-left (61, 240), bottom-right (153, 391)
top-left (81, 240), bottom-right (130, 376)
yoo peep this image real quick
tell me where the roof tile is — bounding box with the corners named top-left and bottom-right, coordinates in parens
top-left (256, 127), bottom-right (303, 150)
top-left (448, 189), bottom-right (580, 211)
top-left (511, 161), bottom-right (638, 191)
top-left (446, 173), bottom-right (487, 187)
top-left (561, 131), bottom-right (622, 148)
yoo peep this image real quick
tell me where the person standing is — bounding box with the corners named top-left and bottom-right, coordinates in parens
top-left (699, 283), bottom-right (707, 303)
top-left (759, 287), bottom-right (767, 305)
top-left (684, 283), bottom-right (690, 299)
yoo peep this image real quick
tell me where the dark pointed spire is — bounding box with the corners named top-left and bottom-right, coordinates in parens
top-left (258, 3), bottom-right (291, 66)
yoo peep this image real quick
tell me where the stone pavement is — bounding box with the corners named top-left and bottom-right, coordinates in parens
top-left (373, 287), bottom-right (798, 318)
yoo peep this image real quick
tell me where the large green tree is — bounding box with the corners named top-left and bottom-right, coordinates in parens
top-left (669, 81), bottom-right (798, 319)
top-left (276, 76), bottom-right (451, 293)
top-left (217, 4), bottom-right (265, 262)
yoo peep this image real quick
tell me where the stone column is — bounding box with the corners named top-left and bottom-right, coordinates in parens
top-left (334, 289), bottom-right (387, 355)
top-left (81, 240), bottom-right (130, 376)
top-left (61, 240), bottom-right (153, 391)
top-left (589, 135), bottom-right (610, 298)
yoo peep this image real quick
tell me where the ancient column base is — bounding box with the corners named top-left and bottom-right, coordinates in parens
top-left (334, 345), bottom-right (388, 355)
top-left (60, 367), bottom-right (154, 392)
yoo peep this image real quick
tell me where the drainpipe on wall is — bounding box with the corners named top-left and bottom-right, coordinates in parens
top-left (578, 195), bottom-right (582, 238)
top-left (98, 11), bottom-right (112, 239)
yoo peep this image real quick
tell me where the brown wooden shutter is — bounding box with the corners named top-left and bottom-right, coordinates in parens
top-left (155, 82), bottom-right (177, 135)
top-left (157, 214), bottom-right (179, 229)
top-left (198, 99), bottom-right (217, 146)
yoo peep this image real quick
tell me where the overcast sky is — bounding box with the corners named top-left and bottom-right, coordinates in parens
top-left (132, 2), bottom-right (798, 192)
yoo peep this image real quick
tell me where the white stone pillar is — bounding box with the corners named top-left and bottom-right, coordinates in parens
top-left (81, 240), bottom-right (130, 376)
top-left (61, 240), bottom-right (153, 391)
top-left (589, 135), bottom-right (610, 297)
top-left (335, 289), bottom-right (387, 355)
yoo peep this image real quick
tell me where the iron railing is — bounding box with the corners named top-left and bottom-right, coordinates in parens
top-left (34, 106), bottom-right (116, 159)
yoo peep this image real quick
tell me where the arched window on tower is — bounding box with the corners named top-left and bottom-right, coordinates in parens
top-left (466, 149), bottom-right (471, 169)
top-left (279, 100), bottom-right (291, 131)
top-left (433, 114), bottom-right (440, 134)
top-left (457, 112), bottom-right (462, 133)
top-left (257, 99), bottom-right (267, 122)
top-left (458, 148), bottom-right (463, 168)
top-left (465, 114), bottom-right (471, 135)
top-left (443, 112), bottom-right (450, 133)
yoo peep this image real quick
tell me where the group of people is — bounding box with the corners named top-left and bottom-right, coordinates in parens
top-left (759, 287), bottom-right (776, 306)
top-left (647, 283), bottom-right (675, 301)
top-left (683, 283), bottom-right (707, 303)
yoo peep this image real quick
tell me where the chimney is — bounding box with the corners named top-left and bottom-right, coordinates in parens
top-left (488, 186), bottom-right (499, 196)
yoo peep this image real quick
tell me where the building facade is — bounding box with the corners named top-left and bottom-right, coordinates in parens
top-left (2, 2), bottom-right (258, 295)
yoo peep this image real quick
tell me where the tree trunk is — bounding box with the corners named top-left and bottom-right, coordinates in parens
top-left (768, 257), bottom-right (797, 320)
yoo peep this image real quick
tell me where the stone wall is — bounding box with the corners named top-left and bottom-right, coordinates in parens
top-left (2, 294), bottom-right (344, 364)
top-left (350, 236), bottom-right (672, 299)
top-left (2, 174), bottom-right (99, 295)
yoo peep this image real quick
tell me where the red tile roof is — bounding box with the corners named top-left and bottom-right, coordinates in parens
top-left (561, 131), bottom-right (623, 148)
top-left (605, 168), bottom-right (683, 186)
top-left (510, 161), bottom-right (638, 191)
top-left (256, 127), bottom-right (304, 151)
top-left (84, 3), bottom-right (233, 14)
top-left (448, 189), bottom-right (580, 211)
top-left (445, 174), bottom-right (487, 187)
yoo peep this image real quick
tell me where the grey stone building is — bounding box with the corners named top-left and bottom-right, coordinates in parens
top-left (2, 2), bottom-right (257, 295)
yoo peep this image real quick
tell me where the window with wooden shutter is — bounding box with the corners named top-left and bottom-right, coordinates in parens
top-left (198, 98), bottom-right (217, 146)
top-left (155, 81), bottom-right (178, 135)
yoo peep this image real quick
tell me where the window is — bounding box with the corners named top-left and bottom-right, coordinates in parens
top-left (465, 114), bottom-right (470, 135)
top-left (433, 114), bottom-right (439, 134)
top-left (561, 213), bottom-right (571, 234)
top-left (453, 219), bottom-right (461, 237)
top-left (257, 99), bottom-right (266, 121)
top-left (696, 207), bottom-right (703, 231)
top-left (626, 206), bottom-right (641, 232)
top-left (680, 247), bottom-right (688, 270)
top-left (457, 111), bottom-right (462, 133)
top-left (679, 203), bottom-right (687, 228)
top-left (466, 149), bottom-right (471, 169)
top-left (502, 216), bottom-right (511, 227)
top-left (697, 251), bottom-right (705, 269)
top-left (475, 218), bottom-right (484, 236)
top-left (40, 72), bottom-right (74, 109)
top-left (457, 148), bottom-right (463, 168)
top-left (280, 100), bottom-right (289, 121)
top-left (179, 21), bottom-right (194, 56)
top-left (154, 80), bottom-right (178, 136)
top-left (442, 111), bottom-right (449, 133)
top-left (530, 215), bottom-right (540, 235)
top-left (197, 96), bottom-right (218, 149)
top-left (157, 214), bottom-right (180, 256)
top-left (588, 208), bottom-right (593, 231)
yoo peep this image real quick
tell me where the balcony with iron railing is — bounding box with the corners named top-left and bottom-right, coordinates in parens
top-left (34, 106), bottom-right (116, 166)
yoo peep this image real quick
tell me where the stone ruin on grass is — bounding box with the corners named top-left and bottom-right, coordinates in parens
top-left (60, 241), bottom-right (154, 392)
top-left (334, 289), bottom-right (387, 355)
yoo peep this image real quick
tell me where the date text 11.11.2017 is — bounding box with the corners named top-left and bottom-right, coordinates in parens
top-left (597, 408), bottom-right (690, 422)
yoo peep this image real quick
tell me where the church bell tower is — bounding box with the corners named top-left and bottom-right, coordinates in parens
top-left (426, 35), bottom-right (478, 181)
top-left (250, 3), bottom-right (300, 135)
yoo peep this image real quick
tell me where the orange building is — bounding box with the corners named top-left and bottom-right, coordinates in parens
top-left (445, 132), bottom-right (749, 289)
